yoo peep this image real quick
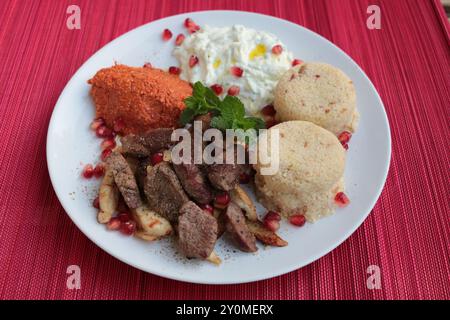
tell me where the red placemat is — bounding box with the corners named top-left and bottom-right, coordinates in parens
top-left (0, 0), bottom-right (449, 300)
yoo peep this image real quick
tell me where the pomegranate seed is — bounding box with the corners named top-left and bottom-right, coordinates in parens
top-left (101, 138), bottom-right (116, 151)
top-left (342, 143), bottom-right (349, 150)
top-left (93, 196), bottom-right (100, 209)
top-left (230, 66), bottom-right (244, 77)
top-left (162, 28), bottom-right (172, 41)
top-left (184, 18), bottom-right (200, 33)
top-left (338, 131), bottom-right (352, 144)
top-left (96, 125), bottom-right (114, 139)
top-left (272, 44), bottom-right (283, 55)
top-left (289, 214), bottom-right (306, 227)
top-left (113, 118), bottom-right (125, 134)
top-left (189, 55), bottom-right (199, 68)
top-left (261, 105), bottom-right (276, 117)
top-left (214, 192), bottom-right (230, 209)
top-left (188, 24), bottom-right (200, 34)
top-left (227, 86), bottom-right (240, 96)
top-left (93, 163), bottom-right (105, 178)
top-left (107, 217), bottom-right (121, 230)
top-left (200, 204), bottom-right (214, 214)
top-left (90, 118), bottom-right (105, 131)
top-left (264, 219), bottom-right (280, 232)
top-left (292, 59), bottom-right (303, 67)
top-left (117, 212), bottom-right (131, 222)
top-left (101, 148), bottom-right (112, 161)
top-left (82, 164), bottom-right (94, 179)
top-left (335, 192), bottom-right (350, 207)
top-left (168, 66), bottom-right (181, 75)
top-left (265, 211), bottom-right (281, 221)
top-left (151, 152), bottom-right (164, 166)
top-left (184, 18), bottom-right (194, 28)
top-left (239, 172), bottom-right (251, 184)
top-left (120, 220), bottom-right (136, 236)
top-left (143, 62), bottom-right (152, 68)
top-left (210, 84), bottom-right (223, 95)
top-left (265, 118), bottom-right (278, 129)
top-left (175, 34), bottom-right (185, 46)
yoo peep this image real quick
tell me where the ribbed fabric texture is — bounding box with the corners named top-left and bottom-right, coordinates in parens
top-left (0, 0), bottom-right (448, 299)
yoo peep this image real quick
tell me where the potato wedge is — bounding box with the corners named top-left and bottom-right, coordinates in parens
top-left (206, 251), bottom-right (222, 265)
top-left (131, 205), bottom-right (173, 241)
top-left (230, 186), bottom-right (257, 221)
top-left (246, 220), bottom-right (288, 247)
top-left (97, 169), bottom-right (119, 224)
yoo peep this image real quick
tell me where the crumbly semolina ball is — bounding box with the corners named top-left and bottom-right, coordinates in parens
top-left (274, 62), bottom-right (359, 136)
top-left (254, 121), bottom-right (346, 221)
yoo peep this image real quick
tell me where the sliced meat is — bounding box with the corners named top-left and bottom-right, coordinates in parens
top-left (173, 163), bottom-right (213, 204)
top-left (144, 162), bottom-right (189, 223)
top-left (178, 201), bottom-right (218, 259)
top-left (206, 144), bottom-right (248, 191)
top-left (224, 202), bottom-right (257, 252)
top-left (106, 151), bottom-right (142, 209)
top-left (120, 128), bottom-right (174, 157)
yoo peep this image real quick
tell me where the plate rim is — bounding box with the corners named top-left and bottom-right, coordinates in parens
top-left (46, 10), bottom-right (392, 284)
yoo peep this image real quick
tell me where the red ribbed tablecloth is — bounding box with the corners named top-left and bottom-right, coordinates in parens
top-left (0, 0), bottom-right (449, 300)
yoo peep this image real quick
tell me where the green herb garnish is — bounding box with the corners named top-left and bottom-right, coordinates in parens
top-left (180, 82), bottom-right (266, 133)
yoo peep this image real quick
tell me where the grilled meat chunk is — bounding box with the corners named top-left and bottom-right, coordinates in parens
top-left (224, 202), bottom-right (257, 252)
top-left (178, 201), bottom-right (218, 259)
top-left (106, 151), bottom-right (142, 209)
top-left (173, 163), bottom-right (213, 204)
top-left (144, 162), bottom-right (189, 223)
top-left (120, 128), bottom-right (174, 157)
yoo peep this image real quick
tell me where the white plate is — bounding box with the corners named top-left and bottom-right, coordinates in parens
top-left (47, 11), bottom-right (391, 284)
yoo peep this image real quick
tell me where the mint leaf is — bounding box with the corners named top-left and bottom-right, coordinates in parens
top-left (210, 116), bottom-right (229, 130)
top-left (181, 81), bottom-right (265, 133)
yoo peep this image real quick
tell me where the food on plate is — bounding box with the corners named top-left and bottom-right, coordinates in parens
top-left (173, 25), bottom-right (294, 114)
top-left (254, 121), bottom-right (346, 222)
top-left (246, 220), bottom-right (288, 247)
top-left (179, 82), bottom-right (266, 131)
top-left (97, 169), bottom-right (119, 223)
top-left (120, 128), bottom-right (175, 157)
top-left (144, 162), bottom-right (190, 223)
top-left (206, 251), bottom-right (222, 265)
top-left (131, 205), bottom-right (173, 241)
top-left (106, 151), bottom-right (142, 209)
top-left (173, 162), bottom-right (214, 204)
top-left (206, 146), bottom-right (244, 192)
top-left (178, 201), bottom-right (218, 259)
top-left (88, 64), bottom-right (192, 134)
top-left (230, 186), bottom-right (257, 221)
top-left (85, 18), bottom-right (356, 265)
top-left (274, 62), bottom-right (359, 135)
top-left (224, 202), bottom-right (257, 252)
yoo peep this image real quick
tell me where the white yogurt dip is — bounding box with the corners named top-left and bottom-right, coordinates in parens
top-left (173, 25), bottom-right (294, 115)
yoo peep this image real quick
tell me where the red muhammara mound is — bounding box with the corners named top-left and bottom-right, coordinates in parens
top-left (88, 64), bottom-right (192, 134)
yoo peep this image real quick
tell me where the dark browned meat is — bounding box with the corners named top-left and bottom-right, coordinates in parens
top-left (120, 128), bottom-right (174, 157)
top-left (106, 151), bottom-right (142, 209)
top-left (173, 163), bottom-right (213, 204)
top-left (144, 162), bottom-right (189, 223)
top-left (178, 201), bottom-right (218, 259)
top-left (224, 202), bottom-right (257, 252)
top-left (206, 145), bottom-right (245, 191)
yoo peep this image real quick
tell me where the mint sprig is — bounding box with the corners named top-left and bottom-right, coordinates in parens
top-left (180, 82), bottom-right (266, 133)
